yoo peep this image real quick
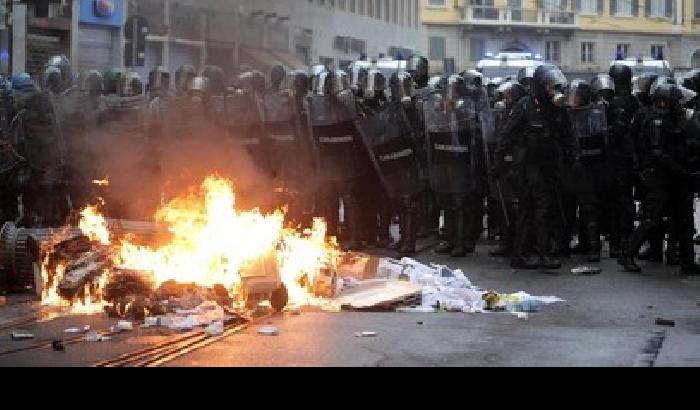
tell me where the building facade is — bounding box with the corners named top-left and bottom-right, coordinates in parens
top-left (422, 0), bottom-right (700, 76)
top-left (4, 0), bottom-right (425, 81)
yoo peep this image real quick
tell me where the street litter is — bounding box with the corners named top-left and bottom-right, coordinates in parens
top-left (11, 331), bottom-right (34, 340)
top-left (572, 266), bottom-right (602, 275)
top-left (85, 331), bottom-right (104, 342)
top-left (258, 325), bottom-right (279, 336)
top-left (64, 327), bottom-right (82, 334)
top-left (334, 257), bottom-right (564, 315)
top-left (655, 318), bottom-right (676, 327)
top-left (206, 321), bottom-right (224, 336)
top-left (116, 320), bottom-right (133, 331)
top-left (0, 296), bottom-right (6, 306)
top-left (355, 331), bottom-right (377, 338)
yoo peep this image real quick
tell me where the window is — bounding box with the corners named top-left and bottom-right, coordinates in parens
top-left (470, 38), bottom-right (486, 61)
top-left (696, 0), bottom-right (700, 18)
top-left (545, 41), bottom-right (561, 62)
top-left (647, 0), bottom-right (671, 18)
top-left (429, 36), bottom-right (447, 60)
top-left (581, 42), bottom-right (595, 63)
top-left (613, 0), bottom-right (634, 16)
top-left (428, 0), bottom-right (446, 6)
top-left (616, 43), bottom-right (630, 59)
top-left (651, 44), bottom-right (665, 59)
top-left (580, 0), bottom-right (597, 14)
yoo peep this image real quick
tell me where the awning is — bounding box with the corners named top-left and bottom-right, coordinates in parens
top-left (238, 47), bottom-right (309, 73)
top-left (238, 47), bottom-right (282, 72)
top-left (271, 51), bottom-right (308, 71)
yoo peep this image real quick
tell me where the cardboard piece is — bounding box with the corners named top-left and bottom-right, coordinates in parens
top-left (334, 279), bottom-right (421, 311)
top-left (336, 253), bottom-right (380, 281)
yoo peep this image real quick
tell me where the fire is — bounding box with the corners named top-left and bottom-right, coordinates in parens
top-left (79, 206), bottom-right (110, 245)
top-left (40, 175), bottom-right (339, 313)
top-left (92, 178), bottom-right (110, 186)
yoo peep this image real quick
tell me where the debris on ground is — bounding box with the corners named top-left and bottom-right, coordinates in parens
top-left (334, 256), bottom-right (564, 315)
top-left (655, 318), bottom-right (676, 327)
top-left (354, 331), bottom-right (377, 338)
top-left (258, 325), bottom-right (279, 336)
top-left (85, 331), bottom-right (104, 342)
top-left (0, 296), bottom-right (6, 306)
top-left (206, 321), bottom-right (224, 336)
top-left (572, 266), bottom-right (602, 275)
top-left (116, 320), bottom-right (133, 331)
top-left (11, 331), bottom-right (34, 340)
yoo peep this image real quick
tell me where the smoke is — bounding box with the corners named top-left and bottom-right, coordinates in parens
top-left (78, 100), bottom-right (282, 221)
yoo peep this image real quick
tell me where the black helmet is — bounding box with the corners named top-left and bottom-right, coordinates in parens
top-left (634, 72), bottom-right (659, 105)
top-left (608, 64), bottom-right (633, 94)
top-left (43, 55), bottom-right (72, 93)
top-left (533, 64), bottom-right (568, 104)
top-left (269, 65), bottom-right (287, 90)
top-left (683, 69), bottom-right (700, 93)
top-left (201, 65), bottom-right (226, 95)
top-left (406, 55), bottom-right (429, 86)
top-left (82, 70), bottom-right (104, 97)
top-left (104, 68), bottom-right (127, 95)
top-left (517, 66), bottom-right (537, 90)
top-left (651, 82), bottom-right (683, 116)
top-left (315, 69), bottom-right (350, 96)
top-left (148, 66), bottom-right (171, 94)
top-left (497, 81), bottom-right (527, 109)
top-left (444, 74), bottom-right (467, 101)
top-left (462, 69), bottom-right (484, 95)
top-left (286, 70), bottom-right (310, 97)
top-left (365, 68), bottom-right (386, 100)
top-left (591, 74), bottom-right (615, 102)
top-left (175, 65), bottom-right (197, 93)
top-left (389, 71), bottom-right (414, 103)
top-left (237, 70), bottom-right (266, 94)
top-left (566, 79), bottom-right (591, 107)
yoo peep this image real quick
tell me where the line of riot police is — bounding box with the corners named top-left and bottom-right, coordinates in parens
top-left (3, 54), bottom-right (700, 275)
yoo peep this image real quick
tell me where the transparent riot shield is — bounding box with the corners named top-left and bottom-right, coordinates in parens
top-left (355, 102), bottom-right (422, 199)
top-left (423, 93), bottom-right (475, 195)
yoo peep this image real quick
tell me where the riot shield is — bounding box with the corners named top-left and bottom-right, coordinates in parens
top-left (101, 94), bottom-right (149, 137)
top-left (355, 102), bottom-right (422, 199)
top-left (261, 90), bottom-right (311, 192)
top-left (567, 104), bottom-right (611, 193)
top-left (309, 94), bottom-right (366, 182)
top-left (423, 94), bottom-right (475, 195)
top-left (223, 91), bottom-right (270, 175)
top-left (480, 108), bottom-right (512, 225)
top-left (568, 105), bottom-right (608, 162)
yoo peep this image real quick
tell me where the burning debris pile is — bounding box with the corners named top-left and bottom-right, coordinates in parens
top-left (34, 175), bottom-right (340, 320)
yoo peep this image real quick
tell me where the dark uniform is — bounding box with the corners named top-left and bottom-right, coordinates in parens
top-left (494, 65), bottom-right (575, 270)
top-left (619, 82), bottom-right (700, 276)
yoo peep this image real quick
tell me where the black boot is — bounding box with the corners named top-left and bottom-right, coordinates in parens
top-left (587, 223), bottom-right (601, 263)
top-left (679, 263), bottom-right (700, 276)
top-left (510, 254), bottom-right (540, 270)
top-left (436, 208), bottom-right (454, 254)
top-left (638, 247), bottom-right (663, 262)
top-left (399, 207), bottom-right (417, 256)
top-left (538, 255), bottom-right (562, 270)
top-left (617, 254), bottom-right (642, 273)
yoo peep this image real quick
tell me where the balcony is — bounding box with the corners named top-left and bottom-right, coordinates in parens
top-left (462, 6), bottom-right (577, 29)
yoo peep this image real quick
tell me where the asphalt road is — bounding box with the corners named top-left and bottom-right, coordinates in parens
top-left (1, 243), bottom-right (698, 367)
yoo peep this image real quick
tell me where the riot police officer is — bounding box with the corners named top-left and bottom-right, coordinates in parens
top-left (308, 69), bottom-right (366, 250)
top-left (427, 75), bottom-right (481, 257)
top-left (567, 79), bottom-right (612, 262)
top-left (487, 81), bottom-right (527, 257)
top-left (407, 56), bottom-right (438, 240)
top-left (618, 82), bottom-right (700, 275)
top-left (605, 64), bottom-right (640, 259)
top-left (494, 64), bottom-right (575, 270)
